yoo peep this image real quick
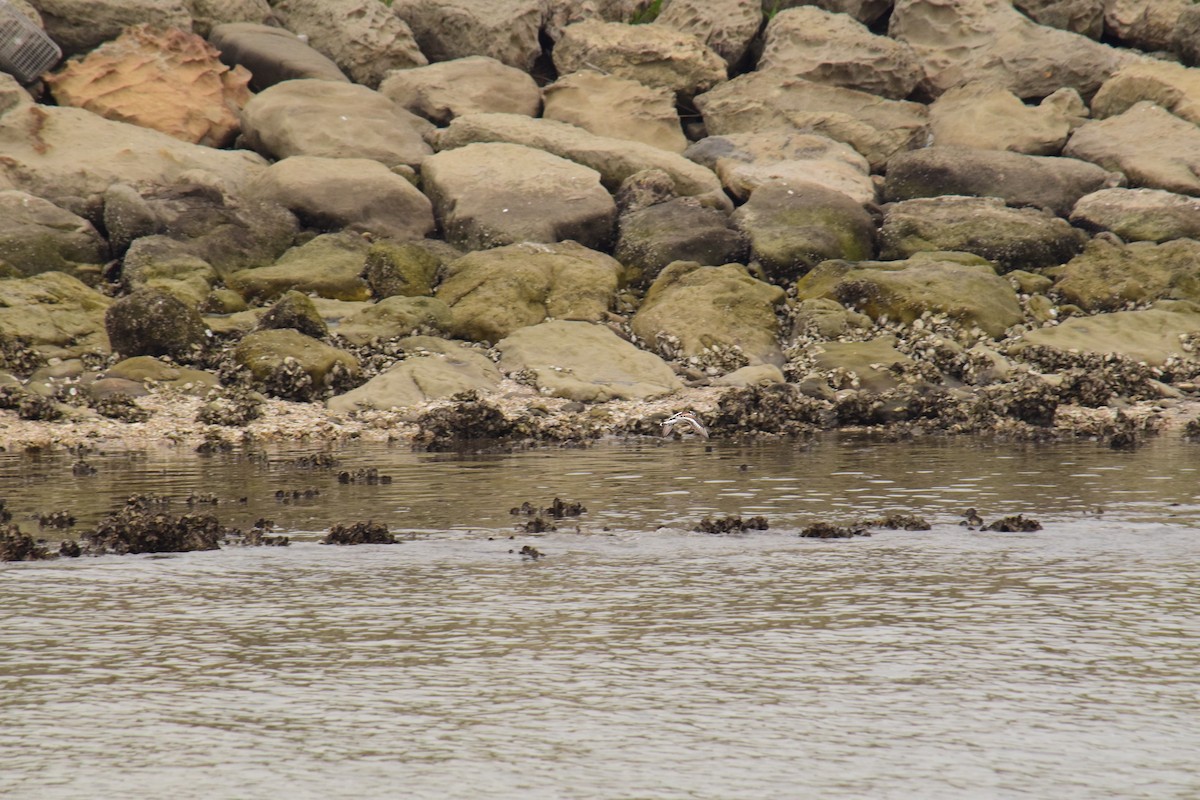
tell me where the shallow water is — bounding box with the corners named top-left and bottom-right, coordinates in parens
top-left (2, 435), bottom-right (1198, 799)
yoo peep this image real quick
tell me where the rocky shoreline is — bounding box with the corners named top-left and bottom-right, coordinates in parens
top-left (3, 0), bottom-right (1200, 454)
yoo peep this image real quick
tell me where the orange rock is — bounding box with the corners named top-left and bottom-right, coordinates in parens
top-left (45, 25), bottom-right (252, 148)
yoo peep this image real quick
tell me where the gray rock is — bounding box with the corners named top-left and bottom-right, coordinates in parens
top-left (1064, 102), bottom-right (1200, 197)
top-left (811, 336), bottom-right (918, 393)
top-left (731, 183), bottom-right (876, 283)
top-left (334, 297), bottom-right (453, 345)
top-left (233, 328), bottom-right (359, 393)
top-left (378, 56), bottom-right (541, 126)
top-left (1014, 306), bottom-right (1200, 365)
top-left (327, 336), bottom-right (499, 413)
top-left (422, 142), bottom-right (616, 251)
top-left (614, 169), bottom-right (678, 214)
top-left (269, 0), bottom-right (426, 87)
top-left (879, 196), bottom-right (1088, 272)
top-left (631, 261), bottom-right (787, 367)
top-left (615, 198), bottom-right (748, 286)
top-left (105, 288), bottom-right (208, 359)
top-left (884, 146), bottom-right (1120, 216)
top-left (694, 72), bottom-right (930, 171)
top-left (1049, 237), bottom-right (1200, 312)
top-left (1176, 5), bottom-right (1200, 67)
top-left (542, 71), bottom-right (686, 153)
top-left (256, 290), bottom-right (328, 338)
top-left (929, 82), bottom-right (1087, 156)
top-left (1103, 0), bottom-right (1191, 52)
top-left (435, 240), bottom-right (621, 342)
top-left (652, 0), bottom-right (761, 66)
top-left (185, 0), bottom-right (272, 38)
top-left (102, 355), bottom-right (219, 394)
top-left (238, 79), bottom-right (433, 168)
top-left (121, 236), bottom-right (218, 308)
top-left (760, 7), bottom-right (922, 100)
top-left (0, 272), bottom-right (112, 359)
top-left (497, 320), bottom-right (683, 402)
top-left (711, 364), bottom-right (786, 387)
top-left (392, 0), bottom-right (543, 71)
top-left (246, 156), bottom-right (434, 242)
top-left (1070, 187), bottom-right (1200, 243)
top-left (31, 0), bottom-right (192, 56)
top-left (1091, 61), bottom-right (1200, 127)
top-left (796, 253), bottom-right (1024, 338)
top-left (1013, 0), bottom-right (1104, 38)
top-left (208, 22), bottom-right (350, 91)
top-left (0, 190), bottom-right (108, 278)
top-left (226, 232), bottom-right (373, 303)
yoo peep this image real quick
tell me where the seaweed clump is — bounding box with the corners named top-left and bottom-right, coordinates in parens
top-left (707, 383), bottom-right (827, 436)
top-left (983, 514), bottom-right (1043, 532)
top-left (694, 515), bottom-right (769, 534)
top-left (1, 524), bottom-right (54, 561)
top-left (864, 512), bottom-right (931, 531)
top-left (80, 496), bottom-right (227, 555)
top-left (322, 520), bottom-right (396, 545)
top-left (414, 391), bottom-right (524, 450)
top-left (799, 522), bottom-right (870, 539)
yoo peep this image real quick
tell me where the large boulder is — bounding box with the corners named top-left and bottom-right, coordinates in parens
top-left (888, 0), bottom-right (1137, 99)
top-left (327, 336), bottom-right (500, 413)
top-left (614, 198), bottom-right (747, 286)
top-left (795, 253), bottom-right (1024, 338)
top-left (0, 191), bottom-right (108, 278)
top-left (694, 72), bottom-right (930, 171)
top-left (378, 56), bottom-right (541, 126)
top-left (631, 262), bottom-right (787, 367)
top-left (553, 19), bottom-right (727, 100)
top-left (879, 196), bottom-right (1088, 272)
top-left (431, 113), bottom-right (729, 209)
top-left (496, 320), bottom-right (683, 402)
top-left (759, 7), bottom-right (922, 100)
top-left (731, 183), bottom-right (876, 283)
top-left (208, 22), bottom-right (350, 91)
top-left (333, 297), bottom-right (452, 345)
top-left (233, 328), bottom-right (359, 396)
top-left (245, 156), bottom-right (434, 241)
top-left (0, 272), bottom-right (111, 359)
top-left (120, 236), bottom-right (218, 308)
top-left (651, 0), bottom-right (761, 67)
top-left (45, 25), bottom-right (251, 149)
top-left (684, 131), bottom-right (875, 204)
top-left (1049, 238), bottom-right (1200, 312)
top-left (226, 232), bottom-right (372, 303)
top-left (435, 241), bottom-right (620, 342)
top-left (1103, 0), bottom-right (1191, 52)
top-left (542, 71), bottom-right (686, 153)
top-left (30, 0), bottom-right (192, 57)
top-left (269, 0), bottom-right (426, 88)
top-left (105, 288), bottom-right (208, 359)
top-left (1070, 188), bottom-right (1200, 243)
top-left (1013, 305), bottom-right (1200, 365)
top-left (928, 82), bottom-right (1087, 156)
top-left (0, 76), bottom-right (267, 222)
top-left (421, 142), bottom-right (616, 251)
top-left (1064, 102), bottom-right (1200, 197)
top-left (238, 79), bottom-right (433, 168)
top-left (1091, 61), bottom-right (1200, 127)
top-left (391, 0), bottom-right (543, 71)
top-left (883, 146), bottom-right (1120, 216)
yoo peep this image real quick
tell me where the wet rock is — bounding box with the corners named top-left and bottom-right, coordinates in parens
top-left (414, 390), bottom-right (524, 449)
top-left (982, 514), bottom-right (1043, 532)
top-left (1049, 238), bottom-right (1200, 312)
top-left (865, 512), bottom-right (931, 530)
top-left (392, 0), bottom-right (543, 71)
top-left (431, 113), bottom-right (729, 210)
top-left (711, 364), bottom-right (786, 388)
top-left (515, 544), bottom-right (544, 559)
top-left (884, 146), bottom-right (1119, 217)
top-left (0, 524), bottom-right (56, 561)
top-left (651, 0), bottom-right (761, 67)
top-left (81, 501), bottom-right (228, 555)
top-left (553, 19), bottom-right (727, 100)
top-left (511, 498), bottom-right (587, 518)
top-left (518, 516), bottom-right (555, 533)
top-left (436, 241), bottom-right (620, 343)
top-left (799, 521), bottom-right (870, 538)
top-left (732, 183), bottom-right (877, 283)
top-left (615, 199), bottom-right (748, 286)
top-left (796, 253), bottom-right (1024, 339)
top-left (46, 25), bottom-right (251, 148)
top-left (334, 297), bottom-right (452, 347)
top-left (686, 131), bottom-right (875, 206)
top-left (38, 510), bottom-right (76, 529)
top-left (245, 156), bottom-right (434, 242)
top-left (105, 288), bottom-right (208, 360)
top-left (0, 386), bottom-right (64, 421)
top-left (208, 22), bottom-right (349, 91)
top-left (256, 290), bottom-right (328, 339)
top-left (0, 332), bottom-right (46, 379)
top-left (0, 191), bottom-right (109, 279)
top-left (791, 297), bottom-right (875, 340)
top-left (239, 79), bottom-right (432, 168)
top-left (707, 382), bottom-right (829, 436)
top-left (1064, 102), bottom-right (1200, 197)
top-left (889, 0), bottom-right (1136, 99)
top-left (981, 374), bottom-right (1059, 426)
top-left (498, 320), bottom-right (684, 402)
top-left (327, 336), bottom-right (500, 413)
top-left (632, 262), bottom-right (786, 367)
top-left (879, 196), bottom-right (1087, 273)
top-left (361, 241), bottom-right (449, 300)
top-left (694, 515), bottom-right (769, 534)
top-left (760, 7), bottom-right (921, 100)
top-left (695, 72), bottom-right (929, 171)
top-left (91, 393), bottom-right (150, 422)
top-left (543, 71), bottom-right (686, 153)
top-left (271, 0), bottom-right (426, 87)
top-left (227, 233), bottom-right (372, 303)
top-left (1013, 306), bottom-right (1200, 367)
top-left (928, 82), bottom-right (1086, 156)
top-left (336, 468), bottom-right (393, 485)
top-left (379, 56), bottom-right (540, 125)
top-left (233, 329), bottom-right (360, 401)
top-left (1070, 188), bottom-right (1200, 243)
top-left (811, 337), bottom-right (921, 394)
top-left (423, 142), bottom-right (616, 252)
top-left (103, 356), bottom-right (219, 396)
top-left (35, 0), bottom-right (192, 58)
top-left (321, 520), bottom-right (396, 545)
top-left (196, 385), bottom-right (265, 426)
top-left (226, 519), bottom-right (290, 547)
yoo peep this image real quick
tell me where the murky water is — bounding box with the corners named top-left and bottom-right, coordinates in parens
top-left (2, 435), bottom-right (1198, 799)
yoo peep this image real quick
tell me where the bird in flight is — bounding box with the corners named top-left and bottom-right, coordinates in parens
top-left (662, 410), bottom-right (709, 439)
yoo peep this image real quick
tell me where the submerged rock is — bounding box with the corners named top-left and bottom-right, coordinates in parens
top-left (321, 521), bottom-right (396, 545)
top-left (693, 515), bottom-right (769, 534)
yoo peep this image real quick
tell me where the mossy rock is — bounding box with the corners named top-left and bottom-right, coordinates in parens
top-left (327, 337), bottom-right (500, 413)
top-left (256, 290), bottom-right (328, 338)
top-left (1050, 237), bottom-right (1200, 312)
top-left (103, 356), bottom-right (219, 395)
top-left (335, 296), bottom-right (452, 345)
top-left (810, 336), bottom-right (918, 393)
top-left (105, 288), bottom-right (208, 359)
top-left (614, 198), bottom-right (747, 286)
top-left (226, 232), bottom-right (372, 303)
top-left (233, 329), bottom-right (360, 393)
top-left (0, 271), bottom-right (112, 359)
top-left (1013, 306), bottom-right (1200, 366)
top-left (121, 235), bottom-right (218, 308)
top-left (360, 240), bottom-right (446, 299)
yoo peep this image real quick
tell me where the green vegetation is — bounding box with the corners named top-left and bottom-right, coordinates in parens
top-left (629, 0), bottom-right (664, 24)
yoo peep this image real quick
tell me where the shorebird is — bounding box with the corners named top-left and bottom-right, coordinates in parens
top-left (662, 411), bottom-right (709, 439)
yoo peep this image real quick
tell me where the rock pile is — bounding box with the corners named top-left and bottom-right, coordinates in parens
top-left (3, 0), bottom-right (1200, 448)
